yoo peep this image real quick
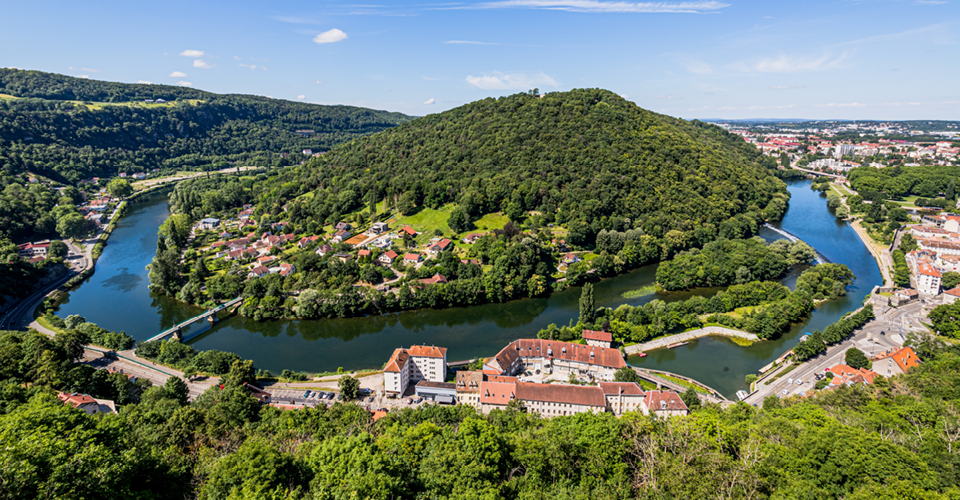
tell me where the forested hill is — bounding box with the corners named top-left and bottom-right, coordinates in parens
top-left (266, 88), bottom-right (786, 238)
top-left (0, 69), bottom-right (413, 182)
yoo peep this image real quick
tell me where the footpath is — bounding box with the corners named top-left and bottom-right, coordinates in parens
top-left (624, 327), bottom-right (759, 354)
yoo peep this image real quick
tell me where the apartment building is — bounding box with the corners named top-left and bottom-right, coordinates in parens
top-left (384, 345), bottom-right (448, 395)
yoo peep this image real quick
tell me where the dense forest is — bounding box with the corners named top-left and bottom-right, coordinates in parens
top-left (4, 321), bottom-right (960, 499)
top-left (0, 69), bottom-right (412, 182)
top-left (150, 89), bottom-right (791, 319)
top-left (848, 164), bottom-right (960, 200)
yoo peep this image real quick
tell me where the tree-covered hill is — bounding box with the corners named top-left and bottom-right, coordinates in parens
top-left (0, 69), bottom-right (413, 182)
top-left (263, 88), bottom-right (786, 239)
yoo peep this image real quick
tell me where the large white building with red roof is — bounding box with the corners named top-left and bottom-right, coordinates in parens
top-left (917, 261), bottom-right (942, 295)
top-left (484, 338), bottom-right (626, 381)
top-left (384, 345), bottom-right (448, 395)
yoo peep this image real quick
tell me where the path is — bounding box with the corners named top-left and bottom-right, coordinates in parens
top-left (131, 166), bottom-right (261, 191)
top-left (624, 326), bottom-right (758, 354)
top-left (851, 219), bottom-right (893, 286)
top-left (789, 164), bottom-right (845, 180)
top-left (629, 367), bottom-right (730, 404)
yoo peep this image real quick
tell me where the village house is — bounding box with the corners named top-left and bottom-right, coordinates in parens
top-left (582, 330), bottom-right (613, 348)
top-left (871, 346), bottom-right (921, 377)
top-left (383, 345), bottom-right (448, 395)
top-left (420, 273), bottom-right (447, 285)
top-left (644, 390), bottom-right (690, 418)
top-left (248, 266), bottom-right (269, 279)
top-left (332, 230), bottom-right (351, 243)
top-left (827, 364), bottom-right (879, 387)
top-left (400, 225), bottom-right (417, 237)
top-left (404, 253), bottom-right (423, 265)
top-left (279, 263), bottom-right (295, 277)
top-left (428, 238), bottom-right (453, 255)
top-left (335, 222), bottom-right (352, 231)
top-left (18, 242), bottom-right (50, 257)
top-left (456, 370), bottom-right (484, 408)
top-left (298, 235), bottom-right (320, 248)
top-left (562, 253), bottom-right (581, 265)
top-left (484, 339), bottom-right (627, 381)
top-left (379, 250), bottom-right (399, 265)
top-left (462, 233), bottom-right (485, 244)
top-left (334, 253), bottom-right (353, 263)
top-left (371, 221), bottom-right (390, 234)
top-left (599, 382), bottom-right (647, 416)
top-left (257, 255), bottom-right (277, 267)
top-left (943, 287), bottom-right (960, 304)
top-left (57, 392), bottom-right (116, 415)
top-left (199, 218), bottom-right (220, 230)
top-left (315, 244), bottom-right (334, 256)
top-left (357, 249), bottom-right (371, 259)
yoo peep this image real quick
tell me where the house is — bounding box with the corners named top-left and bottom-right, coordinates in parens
top-left (335, 222), bottom-right (352, 231)
top-left (562, 253), bottom-right (581, 264)
top-left (582, 330), bottom-right (613, 348)
top-left (263, 235), bottom-right (283, 247)
top-left (119, 172), bottom-right (128, 178)
top-left (315, 244), bottom-right (334, 256)
top-left (29, 256), bottom-right (45, 264)
top-left (644, 390), bottom-right (690, 418)
top-left (404, 253), bottom-right (423, 265)
top-left (257, 255), bottom-right (277, 267)
top-left (279, 263), bottom-right (295, 277)
top-left (298, 235), bottom-right (320, 248)
top-left (484, 339), bottom-right (627, 381)
top-left (460, 259), bottom-right (481, 266)
top-left (18, 242), bottom-right (50, 257)
top-left (371, 222), bottom-right (390, 234)
top-left (871, 346), bottom-right (921, 377)
top-left (302, 149), bottom-right (313, 155)
top-left (57, 392), bottom-right (116, 415)
top-left (827, 364), bottom-right (879, 387)
top-left (462, 233), bottom-right (485, 244)
top-left (199, 218), bottom-right (220, 230)
top-left (384, 345), bottom-right (448, 395)
top-left (358, 249), bottom-right (371, 259)
top-left (379, 250), bottom-right (399, 264)
top-left (133, 172), bottom-right (146, 179)
top-left (456, 370), bottom-right (484, 408)
top-left (599, 382), bottom-right (647, 416)
top-left (334, 252), bottom-right (353, 262)
top-left (428, 238), bottom-right (453, 255)
top-left (248, 266), bottom-right (269, 278)
top-left (917, 262), bottom-right (942, 295)
top-left (415, 380), bottom-right (458, 404)
top-left (218, 231), bottom-right (232, 239)
top-left (420, 273), bottom-right (447, 285)
top-left (943, 287), bottom-right (960, 304)
top-left (895, 288), bottom-right (919, 304)
top-left (400, 225), bottom-right (417, 237)
top-left (332, 230), bottom-right (351, 243)
top-left (479, 381), bottom-right (606, 417)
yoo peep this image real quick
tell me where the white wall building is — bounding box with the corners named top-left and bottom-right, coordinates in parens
top-left (383, 345), bottom-right (447, 395)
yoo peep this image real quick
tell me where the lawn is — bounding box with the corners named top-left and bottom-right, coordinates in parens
top-left (387, 204), bottom-right (454, 238)
top-left (472, 212), bottom-right (510, 233)
top-left (887, 195), bottom-right (922, 207)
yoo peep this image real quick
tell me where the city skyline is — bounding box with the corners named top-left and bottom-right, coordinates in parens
top-left (2, 0), bottom-right (957, 119)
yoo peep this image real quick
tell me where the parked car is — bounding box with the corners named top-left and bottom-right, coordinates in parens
top-left (795, 379), bottom-right (803, 385)
top-left (304, 391), bottom-right (311, 398)
top-left (326, 393), bottom-right (335, 400)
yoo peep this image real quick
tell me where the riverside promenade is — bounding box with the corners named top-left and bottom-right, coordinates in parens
top-left (624, 326), bottom-right (759, 354)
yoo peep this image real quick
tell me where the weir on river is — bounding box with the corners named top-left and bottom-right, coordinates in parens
top-left (762, 223), bottom-right (831, 265)
top-left (54, 181), bottom-right (882, 399)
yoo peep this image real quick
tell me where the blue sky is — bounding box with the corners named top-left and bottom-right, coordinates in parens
top-left (2, 0), bottom-right (958, 119)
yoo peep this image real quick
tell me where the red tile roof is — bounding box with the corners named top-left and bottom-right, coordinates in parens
top-left (946, 287), bottom-right (960, 297)
top-left (515, 382), bottom-right (605, 407)
top-left (582, 330), bottom-right (613, 342)
top-left (420, 273), bottom-right (447, 285)
top-left (489, 339), bottom-right (626, 374)
top-left (918, 262), bottom-right (942, 278)
top-left (480, 381), bottom-right (516, 405)
top-left (645, 390), bottom-right (689, 412)
top-left (598, 382), bottom-right (645, 396)
top-left (407, 345), bottom-right (447, 358)
top-left (873, 346), bottom-right (921, 373)
top-left (384, 348), bottom-right (409, 373)
top-left (57, 392), bottom-right (96, 407)
top-left (401, 226), bottom-right (417, 236)
top-left (404, 253), bottom-right (421, 261)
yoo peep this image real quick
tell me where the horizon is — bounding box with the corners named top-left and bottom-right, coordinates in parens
top-left (2, 0), bottom-right (958, 120)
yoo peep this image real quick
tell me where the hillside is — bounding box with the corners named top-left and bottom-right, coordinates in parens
top-left (267, 88), bottom-right (786, 238)
top-left (0, 69), bottom-right (413, 182)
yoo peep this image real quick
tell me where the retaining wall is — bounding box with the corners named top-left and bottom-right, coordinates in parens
top-left (624, 326), bottom-right (759, 354)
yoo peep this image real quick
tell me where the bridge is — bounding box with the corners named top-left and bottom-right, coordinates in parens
top-left (790, 164), bottom-right (845, 180)
top-left (762, 223), bottom-right (830, 265)
top-left (145, 296), bottom-right (243, 343)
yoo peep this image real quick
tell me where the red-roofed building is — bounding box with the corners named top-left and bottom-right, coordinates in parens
top-left (57, 392), bottom-right (116, 415)
top-left (298, 235), bottom-right (320, 248)
top-left (484, 339), bottom-right (626, 381)
top-left (428, 238), bottom-right (453, 255)
top-left (582, 330), bottom-right (613, 348)
top-left (943, 286), bottom-right (960, 304)
top-left (871, 346), bottom-right (921, 377)
top-left (379, 250), bottom-right (398, 264)
top-left (279, 263), bottom-right (295, 277)
top-left (384, 345), bottom-right (448, 395)
top-left (404, 253), bottom-right (422, 265)
top-left (917, 261), bottom-right (942, 295)
top-left (420, 273), bottom-right (447, 285)
top-left (599, 381), bottom-right (647, 415)
top-left (401, 225), bottom-right (417, 236)
top-left (248, 265), bottom-right (269, 278)
top-left (358, 249), bottom-right (371, 258)
top-left (644, 390), bottom-right (689, 417)
top-left (827, 364), bottom-right (879, 387)
top-left (18, 242), bottom-right (50, 257)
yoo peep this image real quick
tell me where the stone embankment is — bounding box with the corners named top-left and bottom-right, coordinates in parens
top-left (624, 326), bottom-right (759, 354)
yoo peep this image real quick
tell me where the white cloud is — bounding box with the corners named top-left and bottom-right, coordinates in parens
top-left (177, 81), bottom-right (193, 87)
top-left (137, 80), bottom-right (153, 84)
top-left (751, 52), bottom-right (849, 73)
top-left (193, 59), bottom-right (213, 69)
top-left (239, 63), bottom-right (258, 69)
top-left (816, 102), bottom-right (866, 108)
top-left (81, 67), bottom-right (99, 72)
top-left (465, 71), bottom-right (558, 90)
top-left (424, 98), bottom-right (436, 105)
top-left (770, 85), bottom-right (806, 89)
top-left (462, 0), bottom-right (730, 13)
top-left (169, 71), bottom-right (188, 77)
top-left (681, 60), bottom-right (712, 74)
top-left (422, 76), bottom-right (440, 81)
top-left (179, 49), bottom-right (204, 57)
top-left (444, 40), bottom-right (498, 45)
top-left (314, 28), bottom-right (348, 44)
top-left (648, 94), bottom-right (680, 99)
top-left (314, 80), bottom-right (325, 84)
top-left (233, 56), bottom-right (242, 60)
top-left (297, 95), bottom-right (306, 100)
top-left (77, 75), bottom-right (89, 79)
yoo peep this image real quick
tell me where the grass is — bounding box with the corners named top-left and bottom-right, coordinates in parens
top-left (728, 336), bottom-right (754, 347)
top-left (766, 363), bottom-right (799, 384)
top-left (472, 212), bottom-right (510, 233)
top-left (656, 373), bottom-right (711, 395)
top-left (622, 285), bottom-right (657, 299)
top-left (0, 93), bottom-right (18, 99)
top-left (386, 205), bottom-right (453, 238)
top-left (879, 291), bottom-right (893, 297)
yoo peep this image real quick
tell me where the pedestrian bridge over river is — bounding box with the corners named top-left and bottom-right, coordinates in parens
top-left (145, 296), bottom-right (243, 343)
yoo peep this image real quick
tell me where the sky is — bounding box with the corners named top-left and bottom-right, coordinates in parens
top-left (2, 0), bottom-right (958, 120)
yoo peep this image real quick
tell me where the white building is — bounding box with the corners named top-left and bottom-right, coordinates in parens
top-left (917, 261), bottom-right (942, 295)
top-left (484, 339), bottom-right (626, 381)
top-left (383, 345), bottom-right (447, 395)
top-left (599, 382), bottom-right (647, 416)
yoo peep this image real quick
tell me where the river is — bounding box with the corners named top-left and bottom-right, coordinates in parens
top-left (55, 179), bottom-right (882, 398)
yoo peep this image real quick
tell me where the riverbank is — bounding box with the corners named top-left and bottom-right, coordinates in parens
top-left (850, 218), bottom-right (893, 286)
top-left (624, 326), bottom-right (758, 354)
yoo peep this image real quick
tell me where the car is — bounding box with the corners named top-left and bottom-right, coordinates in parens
top-left (327, 393), bottom-right (335, 400)
top-left (407, 398), bottom-right (413, 404)
top-left (787, 378), bottom-right (793, 385)
top-left (781, 389), bottom-right (789, 395)
top-left (535, 369), bottom-right (541, 375)
top-left (795, 379), bottom-right (803, 385)
top-left (317, 392), bottom-right (326, 398)
top-left (304, 391), bottom-right (311, 398)
top-left (524, 371), bottom-right (532, 376)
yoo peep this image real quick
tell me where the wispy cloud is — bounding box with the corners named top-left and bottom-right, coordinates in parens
top-left (681, 60), bottom-right (712, 74)
top-left (424, 98), bottom-right (436, 105)
top-left (314, 28), bottom-right (348, 44)
top-left (770, 85), bottom-right (806, 89)
top-left (444, 40), bottom-right (499, 45)
top-left (749, 52), bottom-right (850, 73)
top-left (422, 76), bottom-right (440, 81)
top-left (177, 81), bottom-right (193, 87)
top-left (297, 95), bottom-right (306, 100)
top-left (456, 0), bottom-right (730, 13)
top-left (233, 56), bottom-right (242, 60)
top-left (137, 80), bottom-right (153, 84)
top-left (465, 71), bottom-right (559, 90)
top-left (193, 59), bottom-right (213, 69)
top-left (169, 71), bottom-right (188, 78)
top-left (831, 23), bottom-right (950, 47)
top-left (648, 94), bottom-right (681, 99)
top-left (239, 63), bottom-right (258, 69)
top-left (179, 49), bottom-right (204, 57)
top-left (77, 75), bottom-right (89, 79)
top-left (80, 67), bottom-right (99, 72)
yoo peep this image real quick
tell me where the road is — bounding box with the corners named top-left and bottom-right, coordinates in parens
top-left (744, 303), bottom-right (917, 404)
top-left (131, 166), bottom-right (262, 190)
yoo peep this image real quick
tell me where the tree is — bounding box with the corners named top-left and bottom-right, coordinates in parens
top-left (614, 366), bottom-right (642, 383)
top-left (680, 387), bottom-right (701, 411)
top-left (338, 375), bottom-right (360, 400)
top-left (163, 376), bottom-right (190, 405)
top-left (845, 347), bottom-right (872, 370)
top-left (898, 233), bottom-right (919, 253)
top-left (943, 272), bottom-right (960, 291)
top-left (579, 282), bottom-right (595, 325)
top-left (448, 206), bottom-right (471, 233)
top-left (47, 240), bottom-right (68, 259)
top-left (56, 212), bottom-right (86, 240)
top-left (106, 178), bottom-right (133, 198)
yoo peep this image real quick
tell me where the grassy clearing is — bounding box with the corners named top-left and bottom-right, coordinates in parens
top-left (385, 205), bottom-right (454, 239)
top-left (766, 363), bottom-right (799, 384)
top-left (472, 212), bottom-right (510, 233)
top-left (0, 93), bottom-right (18, 99)
top-left (622, 285), bottom-right (656, 299)
top-left (656, 373), bottom-right (711, 394)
